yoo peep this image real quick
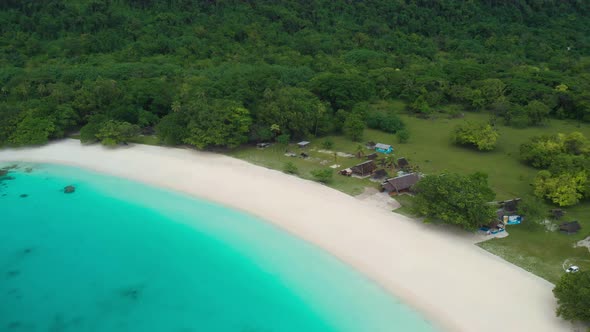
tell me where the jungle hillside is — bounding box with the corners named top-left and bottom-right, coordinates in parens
top-left (1, 1), bottom-right (589, 147)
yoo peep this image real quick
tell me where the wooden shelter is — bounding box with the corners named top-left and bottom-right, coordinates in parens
top-left (371, 169), bottom-right (388, 181)
top-left (501, 198), bottom-right (521, 213)
top-left (382, 173), bottom-right (420, 193)
top-left (551, 209), bottom-right (565, 219)
top-left (397, 157), bottom-right (409, 169)
top-left (366, 153), bottom-right (378, 160)
top-left (559, 221), bottom-right (581, 234)
top-left (351, 160), bottom-right (377, 177)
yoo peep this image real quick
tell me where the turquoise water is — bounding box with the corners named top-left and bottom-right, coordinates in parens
top-left (0, 162), bottom-right (436, 332)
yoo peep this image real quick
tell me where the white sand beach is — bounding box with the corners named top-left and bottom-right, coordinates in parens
top-left (0, 140), bottom-right (575, 332)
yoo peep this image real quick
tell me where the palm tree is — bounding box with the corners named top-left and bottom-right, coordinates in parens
top-left (270, 124), bottom-right (282, 158)
top-left (171, 100), bottom-right (182, 113)
top-left (384, 155), bottom-right (395, 170)
top-left (355, 144), bottom-right (365, 159)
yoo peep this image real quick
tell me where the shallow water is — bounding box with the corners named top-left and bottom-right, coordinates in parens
top-left (0, 162), bottom-right (436, 332)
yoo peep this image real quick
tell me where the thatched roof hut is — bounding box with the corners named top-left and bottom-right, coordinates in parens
top-left (559, 221), bottom-right (581, 234)
top-left (501, 198), bottom-right (521, 213)
top-left (382, 173), bottom-right (420, 193)
top-left (366, 153), bottom-right (378, 160)
top-left (551, 209), bottom-right (565, 219)
top-left (371, 169), bottom-right (388, 181)
top-left (351, 160), bottom-right (377, 177)
top-left (397, 157), bottom-right (409, 169)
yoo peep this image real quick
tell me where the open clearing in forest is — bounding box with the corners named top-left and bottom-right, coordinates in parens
top-left (230, 106), bottom-right (590, 283)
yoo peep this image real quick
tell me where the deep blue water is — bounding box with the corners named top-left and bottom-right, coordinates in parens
top-left (0, 162), bottom-right (436, 332)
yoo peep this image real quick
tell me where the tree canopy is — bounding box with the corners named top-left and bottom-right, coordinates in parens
top-left (452, 122), bottom-right (499, 151)
top-left (521, 132), bottom-right (590, 206)
top-left (0, 1), bottom-right (589, 148)
top-left (412, 172), bottom-right (496, 230)
top-left (553, 271), bottom-right (590, 323)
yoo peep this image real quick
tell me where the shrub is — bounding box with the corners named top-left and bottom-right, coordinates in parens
top-left (95, 120), bottom-right (140, 146)
top-left (516, 196), bottom-right (546, 230)
top-left (156, 112), bottom-right (187, 145)
top-left (520, 132), bottom-right (589, 169)
top-left (366, 111), bottom-right (405, 133)
top-left (397, 129), bottom-right (410, 143)
top-left (452, 121), bottom-right (498, 151)
top-left (80, 121), bottom-right (103, 144)
top-left (321, 139), bottom-right (334, 150)
top-left (283, 162), bottom-right (298, 174)
top-left (310, 168), bottom-right (333, 184)
top-left (9, 114), bottom-right (55, 146)
top-left (533, 170), bottom-right (587, 207)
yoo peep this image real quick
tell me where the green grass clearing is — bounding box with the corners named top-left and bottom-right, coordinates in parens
top-left (229, 103), bottom-right (590, 283)
top-left (228, 142), bottom-right (382, 195)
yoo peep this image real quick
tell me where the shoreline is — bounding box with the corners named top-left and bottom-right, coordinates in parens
top-left (0, 140), bottom-right (573, 332)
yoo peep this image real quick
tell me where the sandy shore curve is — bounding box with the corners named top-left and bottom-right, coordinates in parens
top-left (0, 140), bottom-right (574, 332)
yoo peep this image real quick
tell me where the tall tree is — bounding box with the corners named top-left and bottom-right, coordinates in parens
top-left (452, 122), bottom-right (499, 151)
top-left (343, 113), bottom-right (365, 142)
top-left (413, 172), bottom-right (496, 230)
top-left (553, 271), bottom-right (590, 322)
top-left (184, 100), bottom-right (252, 149)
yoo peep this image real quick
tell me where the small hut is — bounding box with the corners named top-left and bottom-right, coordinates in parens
top-left (366, 153), bottom-right (378, 160)
top-left (382, 173), bottom-right (420, 193)
top-left (559, 221), bottom-right (581, 234)
top-left (397, 157), bottom-right (409, 169)
top-left (297, 141), bottom-right (310, 148)
top-left (371, 169), bottom-right (388, 181)
top-left (375, 143), bottom-right (393, 154)
top-left (501, 198), bottom-right (521, 214)
top-left (551, 209), bottom-right (565, 219)
top-left (351, 160), bottom-right (377, 177)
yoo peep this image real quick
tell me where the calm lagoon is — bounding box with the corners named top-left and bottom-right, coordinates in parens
top-left (0, 162), bottom-right (436, 332)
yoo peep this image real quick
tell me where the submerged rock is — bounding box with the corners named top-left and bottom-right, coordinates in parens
top-left (6, 321), bottom-right (21, 330)
top-left (64, 185), bottom-right (76, 194)
top-left (5, 270), bottom-right (20, 279)
top-left (119, 285), bottom-right (144, 301)
top-left (19, 194), bottom-right (28, 198)
top-left (21, 247), bottom-right (34, 255)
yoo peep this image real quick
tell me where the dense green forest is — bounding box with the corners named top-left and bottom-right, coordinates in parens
top-left (1, 0), bottom-right (589, 148)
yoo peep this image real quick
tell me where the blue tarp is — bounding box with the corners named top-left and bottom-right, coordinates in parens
top-left (503, 215), bottom-right (522, 225)
top-left (375, 147), bottom-right (393, 154)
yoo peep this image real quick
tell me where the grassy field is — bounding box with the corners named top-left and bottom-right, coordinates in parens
top-left (228, 141), bottom-right (381, 195)
top-left (228, 104), bottom-right (590, 283)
